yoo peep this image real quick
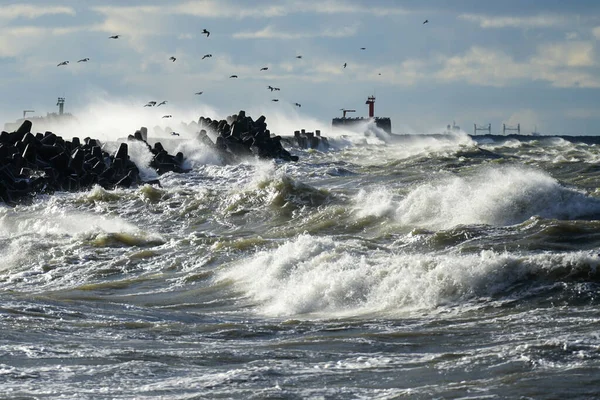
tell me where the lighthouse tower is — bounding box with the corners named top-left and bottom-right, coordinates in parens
top-left (365, 96), bottom-right (375, 118)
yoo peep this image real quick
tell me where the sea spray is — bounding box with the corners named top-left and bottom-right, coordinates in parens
top-left (395, 166), bottom-right (600, 229)
top-left (219, 234), bottom-right (600, 317)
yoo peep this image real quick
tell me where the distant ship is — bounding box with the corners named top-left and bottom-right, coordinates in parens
top-left (332, 95), bottom-right (392, 134)
top-left (444, 121), bottom-right (461, 134)
top-left (3, 97), bottom-right (76, 132)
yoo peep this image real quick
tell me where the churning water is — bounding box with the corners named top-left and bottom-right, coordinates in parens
top-left (1, 115), bottom-right (600, 399)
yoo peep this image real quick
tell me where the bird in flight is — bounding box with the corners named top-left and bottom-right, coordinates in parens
top-left (360, 47), bottom-right (366, 50)
top-left (296, 55), bottom-right (302, 59)
top-left (274, 87), bottom-right (281, 91)
top-left (169, 56), bottom-right (176, 62)
top-left (294, 103), bottom-right (301, 107)
top-left (343, 63), bottom-right (347, 68)
top-left (267, 85), bottom-right (274, 91)
top-left (202, 54), bottom-right (212, 59)
top-left (260, 67), bottom-right (268, 71)
top-left (423, 19), bottom-right (429, 24)
top-left (195, 91), bottom-right (203, 95)
top-left (171, 132), bottom-right (180, 136)
top-left (144, 101), bottom-right (157, 107)
top-left (272, 99), bottom-right (279, 102)
top-left (157, 101), bottom-right (167, 106)
top-left (57, 61), bottom-right (69, 66)
top-left (202, 29), bottom-right (210, 37)
top-left (229, 75), bottom-right (238, 78)
top-left (162, 115), bottom-right (172, 118)
top-left (77, 58), bottom-right (89, 63)
top-left (109, 35), bottom-right (120, 39)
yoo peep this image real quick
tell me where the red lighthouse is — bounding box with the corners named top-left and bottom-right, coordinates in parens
top-left (365, 96), bottom-right (375, 118)
top-left (332, 94), bottom-right (392, 133)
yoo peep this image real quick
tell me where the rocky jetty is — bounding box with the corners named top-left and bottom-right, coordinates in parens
top-left (0, 111), bottom-right (305, 204)
top-left (195, 110), bottom-right (299, 162)
top-left (0, 120), bottom-right (187, 204)
top-left (292, 129), bottom-right (329, 150)
top-left (127, 127), bottom-right (188, 175)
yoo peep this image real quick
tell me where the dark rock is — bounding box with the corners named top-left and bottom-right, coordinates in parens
top-left (115, 143), bottom-right (128, 160)
top-left (69, 148), bottom-right (85, 173)
top-left (16, 120), bottom-right (32, 137)
top-left (140, 127), bottom-right (148, 142)
top-left (41, 132), bottom-right (57, 145)
top-left (22, 143), bottom-right (37, 163)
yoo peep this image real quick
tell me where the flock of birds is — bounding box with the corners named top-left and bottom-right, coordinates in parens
top-left (56, 20), bottom-right (430, 123)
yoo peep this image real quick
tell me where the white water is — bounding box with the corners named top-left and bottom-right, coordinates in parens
top-left (350, 165), bottom-right (600, 229)
top-left (219, 233), bottom-right (600, 317)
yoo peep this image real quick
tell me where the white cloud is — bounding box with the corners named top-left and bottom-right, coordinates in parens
top-left (532, 41), bottom-right (595, 67)
top-left (566, 31), bottom-right (579, 40)
top-left (433, 43), bottom-right (600, 89)
top-left (0, 4), bottom-right (75, 20)
top-left (435, 47), bottom-right (527, 87)
top-left (459, 13), bottom-right (569, 29)
top-left (94, 0), bottom-right (408, 21)
top-left (173, 0), bottom-right (288, 18)
top-left (291, 0), bottom-right (409, 16)
top-left (233, 24), bottom-right (359, 39)
top-left (0, 25), bottom-right (83, 57)
top-left (536, 69), bottom-right (600, 88)
top-left (90, 6), bottom-right (164, 36)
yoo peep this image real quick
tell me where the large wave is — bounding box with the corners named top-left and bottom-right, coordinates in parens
top-left (218, 234), bottom-right (600, 317)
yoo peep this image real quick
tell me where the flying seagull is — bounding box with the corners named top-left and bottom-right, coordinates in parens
top-left (195, 91), bottom-right (203, 95)
top-left (202, 54), bottom-right (212, 59)
top-left (171, 132), bottom-right (180, 136)
top-left (272, 99), bottom-right (279, 102)
top-left (77, 58), bottom-right (89, 63)
top-left (57, 61), bottom-right (69, 66)
top-left (162, 115), bottom-right (172, 118)
top-left (157, 101), bottom-right (167, 106)
top-left (229, 75), bottom-right (238, 78)
top-left (202, 29), bottom-right (210, 37)
top-left (343, 63), bottom-right (347, 68)
top-left (144, 101), bottom-right (157, 107)
top-left (169, 56), bottom-right (176, 62)
top-left (109, 35), bottom-right (120, 39)
top-left (294, 103), bottom-right (301, 107)
top-left (260, 67), bottom-right (268, 71)
top-left (423, 19), bottom-right (428, 24)
top-left (267, 85), bottom-right (274, 91)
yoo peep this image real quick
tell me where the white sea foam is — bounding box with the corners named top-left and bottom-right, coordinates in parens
top-left (219, 234), bottom-right (600, 318)
top-left (0, 202), bottom-right (161, 274)
top-left (0, 206), bottom-right (140, 239)
top-left (353, 187), bottom-right (396, 219)
top-left (350, 165), bottom-right (600, 230)
top-left (396, 166), bottom-right (600, 229)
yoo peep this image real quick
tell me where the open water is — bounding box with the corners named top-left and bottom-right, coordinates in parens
top-left (1, 120), bottom-right (600, 399)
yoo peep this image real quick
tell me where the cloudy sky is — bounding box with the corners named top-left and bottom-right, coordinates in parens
top-left (1, 0), bottom-right (600, 135)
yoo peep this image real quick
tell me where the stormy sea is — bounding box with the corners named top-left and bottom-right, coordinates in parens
top-left (2, 114), bottom-right (600, 399)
